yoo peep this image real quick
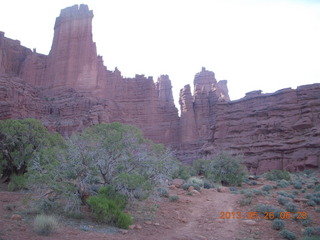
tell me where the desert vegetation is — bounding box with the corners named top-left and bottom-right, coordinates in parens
top-left (1, 118), bottom-right (320, 239)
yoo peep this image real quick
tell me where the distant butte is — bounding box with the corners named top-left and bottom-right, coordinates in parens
top-left (1, 4), bottom-right (320, 174)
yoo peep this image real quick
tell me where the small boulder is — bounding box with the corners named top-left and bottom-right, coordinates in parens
top-left (217, 186), bottom-right (230, 193)
top-left (188, 186), bottom-right (195, 192)
top-left (129, 225), bottom-right (136, 230)
top-left (10, 214), bottom-right (22, 221)
top-left (171, 179), bottom-right (185, 188)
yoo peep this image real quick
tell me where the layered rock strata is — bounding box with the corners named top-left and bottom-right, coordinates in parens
top-left (202, 84), bottom-right (320, 174)
top-left (1, 4), bottom-right (320, 173)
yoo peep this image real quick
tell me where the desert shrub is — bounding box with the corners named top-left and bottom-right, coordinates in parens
top-left (7, 174), bottom-right (26, 191)
top-left (301, 217), bottom-right (312, 227)
top-left (262, 185), bottom-right (274, 192)
top-left (316, 208), bottom-right (320, 213)
top-left (285, 202), bottom-right (298, 213)
top-left (278, 196), bottom-right (290, 205)
top-left (187, 177), bottom-right (204, 187)
top-left (278, 179), bottom-right (290, 188)
top-left (240, 195), bottom-right (253, 206)
top-left (157, 187), bottom-right (169, 198)
top-left (292, 190), bottom-right (299, 195)
top-left (293, 181), bottom-right (303, 189)
top-left (307, 200), bottom-right (316, 207)
top-left (87, 195), bottom-right (131, 229)
top-left (254, 204), bottom-right (284, 218)
top-left (302, 189), bottom-right (306, 193)
top-left (311, 196), bottom-right (320, 205)
top-left (280, 229), bottom-right (296, 240)
top-left (272, 219), bottom-right (285, 230)
top-left (27, 122), bottom-right (179, 214)
top-left (253, 189), bottom-right (265, 196)
top-left (33, 214), bottom-right (58, 236)
top-left (181, 182), bottom-right (200, 191)
top-left (314, 184), bottom-right (320, 192)
top-left (172, 163), bottom-right (194, 180)
top-left (307, 184), bottom-right (314, 189)
top-left (303, 227), bottom-right (318, 237)
top-left (169, 195), bottom-right (179, 202)
top-left (98, 186), bottom-right (127, 209)
top-left (193, 153), bottom-right (247, 186)
top-left (0, 118), bottom-right (59, 183)
top-left (264, 170), bottom-right (291, 181)
top-left (203, 179), bottom-right (214, 189)
top-left (277, 191), bottom-right (296, 199)
top-left (305, 194), bottom-right (313, 199)
top-left (241, 189), bottom-right (254, 198)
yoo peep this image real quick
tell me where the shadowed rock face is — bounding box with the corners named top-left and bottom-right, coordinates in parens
top-left (0, 4), bottom-right (319, 173)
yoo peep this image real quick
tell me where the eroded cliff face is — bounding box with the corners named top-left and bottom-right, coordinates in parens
top-left (202, 85), bottom-right (320, 174)
top-left (0, 5), bottom-right (180, 146)
top-left (0, 4), bottom-right (319, 173)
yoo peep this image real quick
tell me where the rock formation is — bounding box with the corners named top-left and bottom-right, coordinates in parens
top-left (1, 4), bottom-right (319, 173)
top-left (202, 84), bottom-right (320, 174)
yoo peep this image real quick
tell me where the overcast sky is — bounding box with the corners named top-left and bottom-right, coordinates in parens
top-left (1, 0), bottom-right (320, 106)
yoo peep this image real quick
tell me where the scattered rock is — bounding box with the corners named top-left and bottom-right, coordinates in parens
top-left (144, 221), bottom-right (152, 225)
top-left (136, 225), bottom-right (142, 230)
top-left (171, 179), bottom-right (185, 188)
top-left (153, 222), bottom-right (160, 226)
top-left (129, 225), bottom-right (135, 230)
top-left (10, 214), bottom-right (22, 221)
top-left (188, 186), bottom-right (195, 192)
top-left (243, 220), bottom-right (258, 226)
top-left (191, 190), bottom-right (201, 195)
top-left (217, 186), bottom-right (230, 193)
top-left (119, 229), bottom-right (128, 235)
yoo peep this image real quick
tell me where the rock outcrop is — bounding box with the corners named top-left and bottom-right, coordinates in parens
top-left (0, 4), bottom-right (319, 173)
top-left (202, 84), bottom-right (320, 174)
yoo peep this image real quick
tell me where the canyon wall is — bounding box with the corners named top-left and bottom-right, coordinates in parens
top-left (202, 85), bottom-right (320, 174)
top-left (1, 4), bottom-right (320, 173)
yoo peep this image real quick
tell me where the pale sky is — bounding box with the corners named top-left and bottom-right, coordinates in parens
top-left (1, 0), bottom-right (320, 107)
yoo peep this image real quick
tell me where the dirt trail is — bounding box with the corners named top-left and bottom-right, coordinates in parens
top-left (159, 190), bottom-right (241, 240)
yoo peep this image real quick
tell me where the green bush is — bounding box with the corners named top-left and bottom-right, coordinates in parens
top-left (157, 187), bottom-right (169, 198)
top-left (169, 195), bottom-right (179, 202)
top-left (172, 163), bottom-right (194, 180)
top-left (98, 186), bottom-right (127, 209)
top-left (314, 184), bottom-right (320, 192)
top-left (280, 229), bottom-right (296, 240)
top-left (277, 191), bottom-right (296, 199)
top-left (264, 170), bottom-right (291, 181)
top-left (240, 195), bottom-right (253, 206)
top-left (254, 204), bottom-right (285, 219)
top-left (262, 185), bottom-right (274, 192)
top-left (303, 227), bottom-right (316, 236)
top-left (193, 153), bottom-right (247, 186)
top-left (272, 219), bottom-right (285, 230)
top-left (87, 195), bottom-right (132, 229)
top-left (307, 200), bottom-right (316, 207)
top-left (277, 179), bottom-right (290, 188)
top-left (181, 183), bottom-right (200, 191)
top-left (187, 177), bottom-right (204, 187)
top-left (278, 196), bottom-right (290, 205)
top-left (33, 215), bottom-right (58, 236)
top-left (293, 182), bottom-right (303, 189)
top-left (7, 174), bottom-right (26, 191)
top-left (203, 179), bottom-right (214, 189)
top-left (301, 218), bottom-right (312, 227)
top-left (285, 202), bottom-right (298, 213)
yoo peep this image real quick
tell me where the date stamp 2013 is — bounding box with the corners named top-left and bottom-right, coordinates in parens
top-left (219, 211), bottom-right (308, 220)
